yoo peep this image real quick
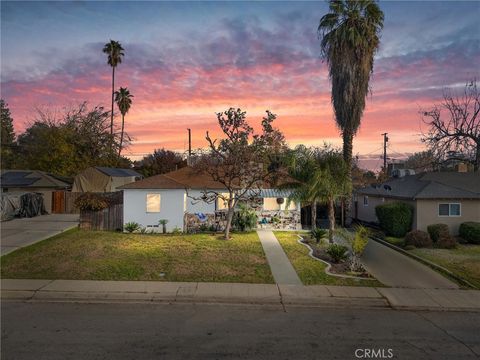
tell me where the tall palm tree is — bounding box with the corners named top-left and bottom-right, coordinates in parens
top-left (318, 0), bottom-right (384, 224)
top-left (103, 40), bottom-right (125, 136)
top-left (114, 87), bottom-right (133, 157)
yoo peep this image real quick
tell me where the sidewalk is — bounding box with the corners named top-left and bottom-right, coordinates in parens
top-left (2, 279), bottom-right (480, 312)
top-left (257, 230), bottom-right (302, 285)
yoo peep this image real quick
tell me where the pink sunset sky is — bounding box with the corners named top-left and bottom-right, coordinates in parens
top-left (1, 1), bottom-right (479, 170)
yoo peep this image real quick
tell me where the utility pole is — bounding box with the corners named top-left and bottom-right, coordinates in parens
top-left (187, 128), bottom-right (192, 166)
top-left (382, 133), bottom-right (388, 173)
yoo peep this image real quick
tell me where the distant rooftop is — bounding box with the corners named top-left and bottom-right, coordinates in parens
top-left (1, 170), bottom-right (71, 189)
top-left (94, 167), bottom-right (142, 178)
top-left (356, 172), bottom-right (480, 200)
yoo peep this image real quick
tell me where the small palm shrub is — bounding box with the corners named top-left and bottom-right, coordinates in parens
top-left (459, 222), bottom-right (480, 244)
top-left (326, 244), bottom-right (348, 263)
top-left (427, 224), bottom-right (450, 243)
top-left (159, 219), bottom-right (168, 234)
top-left (405, 230), bottom-right (432, 248)
top-left (124, 222), bottom-right (141, 233)
top-left (311, 228), bottom-right (327, 243)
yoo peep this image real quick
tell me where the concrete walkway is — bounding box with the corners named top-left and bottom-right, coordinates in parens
top-left (1, 214), bottom-right (79, 255)
top-left (361, 239), bottom-right (458, 289)
top-left (257, 230), bottom-right (302, 285)
top-left (2, 279), bottom-right (480, 312)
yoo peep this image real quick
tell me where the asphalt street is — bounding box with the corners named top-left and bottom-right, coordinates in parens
top-left (2, 301), bottom-right (479, 360)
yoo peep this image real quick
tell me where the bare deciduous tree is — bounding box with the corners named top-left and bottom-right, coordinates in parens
top-left (191, 108), bottom-right (286, 239)
top-left (422, 80), bottom-right (480, 171)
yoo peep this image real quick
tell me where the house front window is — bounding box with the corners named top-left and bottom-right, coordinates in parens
top-left (216, 193), bottom-right (231, 210)
top-left (363, 196), bottom-right (369, 206)
top-left (438, 203), bottom-right (461, 217)
top-left (263, 197), bottom-right (281, 211)
top-left (146, 193), bottom-right (161, 212)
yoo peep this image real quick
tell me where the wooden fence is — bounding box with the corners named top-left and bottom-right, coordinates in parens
top-left (52, 191), bottom-right (81, 214)
top-left (80, 203), bottom-right (124, 231)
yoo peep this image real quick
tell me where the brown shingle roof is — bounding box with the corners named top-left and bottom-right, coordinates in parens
top-left (119, 166), bottom-right (227, 190)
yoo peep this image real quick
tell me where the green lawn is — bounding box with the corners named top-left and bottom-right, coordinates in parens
top-left (274, 232), bottom-right (383, 287)
top-left (384, 236), bottom-right (405, 247)
top-left (409, 245), bottom-right (480, 289)
top-left (1, 229), bottom-right (274, 283)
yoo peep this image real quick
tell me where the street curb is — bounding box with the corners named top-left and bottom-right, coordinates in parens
top-left (370, 236), bottom-right (478, 290)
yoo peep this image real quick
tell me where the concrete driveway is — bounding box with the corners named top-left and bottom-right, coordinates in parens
top-left (1, 214), bottom-right (79, 256)
top-left (361, 239), bottom-right (458, 289)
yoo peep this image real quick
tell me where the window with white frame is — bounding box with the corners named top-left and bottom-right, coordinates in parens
top-left (438, 203), bottom-right (461, 217)
top-left (146, 193), bottom-right (161, 212)
top-left (363, 196), bottom-right (369, 206)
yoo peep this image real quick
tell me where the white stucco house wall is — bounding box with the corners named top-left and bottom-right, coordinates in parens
top-left (119, 166), bottom-right (301, 232)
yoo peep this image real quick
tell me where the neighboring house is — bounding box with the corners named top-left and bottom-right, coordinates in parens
top-left (0, 170), bottom-right (71, 213)
top-left (119, 166), bottom-right (301, 232)
top-left (355, 172), bottom-right (480, 235)
top-left (72, 167), bottom-right (143, 193)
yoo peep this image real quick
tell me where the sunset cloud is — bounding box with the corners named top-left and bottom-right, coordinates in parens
top-left (1, 1), bottom-right (479, 169)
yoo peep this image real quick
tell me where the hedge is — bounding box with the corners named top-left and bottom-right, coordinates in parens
top-left (427, 224), bottom-right (449, 243)
top-left (459, 222), bottom-right (480, 244)
top-left (375, 202), bottom-right (414, 237)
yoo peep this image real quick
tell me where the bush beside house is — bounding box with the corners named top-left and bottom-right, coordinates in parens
top-left (427, 224), bottom-right (450, 243)
top-left (375, 202), bottom-right (414, 237)
top-left (459, 222), bottom-right (480, 244)
top-left (405, 230), bottom-right (432, 248)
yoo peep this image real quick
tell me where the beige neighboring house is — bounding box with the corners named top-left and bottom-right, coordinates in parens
top-left (0, 170), bottom-right (71, 213)
top-left (72, 167), bottom-right (142, 193)
top-left (354, 172), bottom-right (480, 235)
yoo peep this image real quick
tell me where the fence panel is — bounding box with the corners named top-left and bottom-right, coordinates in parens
top-left (80, 204), bottom-right (123, 231)
top-left (52, 191), bottom-right (81, 214)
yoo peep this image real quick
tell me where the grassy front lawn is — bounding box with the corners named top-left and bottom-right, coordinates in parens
top-left (409, 245), bottom-right (480, 289)
top-left (274, 232), bottom-right (383, 287)
top-left (1, 229), bottom-right (274, 283)
top-left (384, 236), bottom-right (405, 247)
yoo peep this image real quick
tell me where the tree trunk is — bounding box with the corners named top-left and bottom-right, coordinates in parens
top-left (311, 201), bottom-right (317, 230)
top-left (224, 200), bottom-right (235, 240)
top-left (342, 130), bottom-right (354, 227)
top-left (110, 66), bottom-right (115, 136)
top-left (118, 114), bottom-right (125, 158)
top-left (328, 198), bottom-right (335, 243)
top-left (475, 141), bottom-right (480, 172)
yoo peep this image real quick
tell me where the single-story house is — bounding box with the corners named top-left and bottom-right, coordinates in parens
top-left (119, 166), bottom-right (301, 232)
top-left (0, 170), bottom-right (71, 213)
top-left (72, 167), bottom-right (142, 193)
top-left (354, 172), bottom-right (480, 235)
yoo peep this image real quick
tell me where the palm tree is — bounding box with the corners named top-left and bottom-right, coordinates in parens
top-left (283, 145), bottom-right (351, 242)
top-left (114, 87), bottom-right (133, 157)
top-left (103, 40), bottom-right (125, 136)
top-left (318, 0), bottom-right (384, 224)
top-left (310, 148), bottom-right (351, 242)
top-left (283, 145), bottom-right (320, 230)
